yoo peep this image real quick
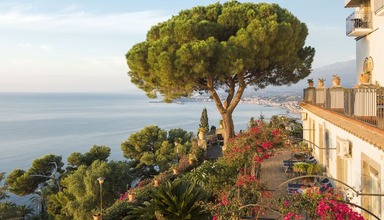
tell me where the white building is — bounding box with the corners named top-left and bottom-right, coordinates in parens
top-left (301, 0), bottom-right (384, 219)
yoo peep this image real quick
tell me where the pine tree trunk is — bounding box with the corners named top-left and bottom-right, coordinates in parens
top-left (222, 113), bottom-right (235, 149)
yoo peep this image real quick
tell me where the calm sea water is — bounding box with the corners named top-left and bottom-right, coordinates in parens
top-left (0, 92), bottom-right (293, 175)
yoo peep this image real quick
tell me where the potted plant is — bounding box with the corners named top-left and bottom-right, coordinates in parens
top-left (293, 162), bottom-right (310, 174)
top-left (317, 78), bottom-right (325, 88)
top-left (153, 176), bottom-right (159, 187)
top-left (306, 163), bottom-right (323, 175)
top-left (171, 164), bottom-right (179, 175)
top-left (188, 153), bottom-right (197, 165)
top-left (127, 188), bottom-right (136, 202)
top-left (198, 127), bottom-right (206, 140)
top-left (307, 78), bottom-right (314, 87)
top-left (93, 213), bottom-right (102, 220)
top-left (219, 119), bottom-right (224, 129)
top-left (93, 209), bottom-right (103, 220)
top-left (332, 74), bottom-right (341, 86)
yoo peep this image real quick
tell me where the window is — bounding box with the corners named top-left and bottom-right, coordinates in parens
top-left (361, 155), bottom-right (382, 220)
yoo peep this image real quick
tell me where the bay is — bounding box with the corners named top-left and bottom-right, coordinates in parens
top-left (0, 92), bottom-right (293, 175)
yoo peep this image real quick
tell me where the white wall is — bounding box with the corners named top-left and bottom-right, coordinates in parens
top-left (355, 5), bottom-right (384, 86)
top-left (302, 109), bottom-right (384, 218)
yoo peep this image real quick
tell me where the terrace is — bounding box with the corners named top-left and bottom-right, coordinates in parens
top-left (303, 85), bottom-right (384, 130)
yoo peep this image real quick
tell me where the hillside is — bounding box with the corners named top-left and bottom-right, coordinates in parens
top-left (252, 60), bottom-right (356, 96)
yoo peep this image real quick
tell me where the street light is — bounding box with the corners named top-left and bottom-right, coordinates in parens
top-left (97, 177), bottom-right (105, 218)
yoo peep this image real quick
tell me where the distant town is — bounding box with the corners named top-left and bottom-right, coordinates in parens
top-left (173, 92), bottom-right (302, 115)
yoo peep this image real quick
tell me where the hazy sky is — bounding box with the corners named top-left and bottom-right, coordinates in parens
top-left (0, 0), bottom-right (355, 93)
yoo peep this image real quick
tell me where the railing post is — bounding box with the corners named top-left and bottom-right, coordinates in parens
top-left (315, 88), bottom-right (326, 107)
top-left (329, 87), bottom-right (345, 113)
top-left (376, 88), bottom-right (384, 129)
top-left (344, 89), bottom-right (353, 116)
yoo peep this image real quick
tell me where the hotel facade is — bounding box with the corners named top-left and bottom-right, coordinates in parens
top-left (301, 0), bottom-right (384, 219)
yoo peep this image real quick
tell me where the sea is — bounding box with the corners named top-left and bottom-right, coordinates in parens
top-left (0, 91), bottom-right (295, 181)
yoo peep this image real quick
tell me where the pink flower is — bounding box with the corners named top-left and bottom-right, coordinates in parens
top-left (261, 141), bottom-right (273, 149)
top-left (253, 155), bottom-right (262, 163)
top-left (272, 128), bottom-right (281, 136)
top-left (221, 193), bottom-right (228, 206)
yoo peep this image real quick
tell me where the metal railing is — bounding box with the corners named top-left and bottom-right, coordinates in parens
top-left (346, 10), bottom-right (372, 35)
top-left (303, 87), bottom-right (384, 130)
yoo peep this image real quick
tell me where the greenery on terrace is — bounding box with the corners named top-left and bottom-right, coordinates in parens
top-left (0, 1), bottom-right (368, 218)
top-left (0, 115), bottom-right (365, 219)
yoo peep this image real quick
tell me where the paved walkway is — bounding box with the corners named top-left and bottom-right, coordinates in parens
top-left (258, 149), bottom-right (292, 219)
top-left (206, 145), bottom-right (296, 219)
top-left (206, 143), bottom-right (223, 160)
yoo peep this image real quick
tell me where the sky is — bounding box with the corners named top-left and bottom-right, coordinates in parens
top-left (0, 0), bottom-right (355, 93)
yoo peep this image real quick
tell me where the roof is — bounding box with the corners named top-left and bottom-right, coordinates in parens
top-left (300, 102), bottom-right (384, 151)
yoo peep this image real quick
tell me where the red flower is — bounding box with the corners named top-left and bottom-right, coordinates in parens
top-left (261, 141), bottom-right (273, 149)
top-left (272, 128), bottom-right (281, 136)
top-left (253, 155), bottom-right (263, 163)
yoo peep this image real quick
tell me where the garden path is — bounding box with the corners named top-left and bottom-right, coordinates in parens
top-left (206, 143), bottom-right (223, 160)
top-left (258, 149), bottom-right (292, 219)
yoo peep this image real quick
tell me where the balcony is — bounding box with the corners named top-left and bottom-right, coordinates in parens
top-left (303, 87), bottom-right (384, 130)
top-left (344, 0), bottom-right (362, 8)
top-left (346, 11), bottom-right (372, 37)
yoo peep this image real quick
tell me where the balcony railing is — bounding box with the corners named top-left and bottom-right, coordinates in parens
top-left (303, 87), bottom-right (384, 130)
top-left (346, 10), bottom-right (372, 36)
top-left (374, 0), bottom-right (384, 15)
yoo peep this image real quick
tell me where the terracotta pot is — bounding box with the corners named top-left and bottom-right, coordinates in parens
top-left (128, 194), bottom-right (135, 202)
top-left (332, 78), bottom-right (340, 86)
top-left (93, 214), bottom-right (102, 220)
top-left (198, 130), bottom-right (206, 140)
top-left (154, 179), bottom-right (159, 187)
top-left (308, 82), bottom-right (314, 87)
top-left (172, 168), bottom-right (178, 175)
top-left (360, 73), bottom-right (371, 84)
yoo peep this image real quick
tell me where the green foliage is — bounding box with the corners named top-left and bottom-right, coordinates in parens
top-left (0, 201), bottom-right (34, 220)
top-left (48, 160), bottom-right (133, 220)
top-left (148, 180), bottom-right (210, 220)
top-left (16, 204), bottom-right (34, 218)
top-left (199, 108), bottom-right (209, 131)
top-left (126, 1), bottom-right (314, 143)
top-left (30, 187), bottom-right (52, 220)
top-left (67, 145), bottom-right (111, 170)
top-left (31, 154), bottom-right (64, 174)
top-left (6, 169), bottom-right (43, 196)
top-left (121, 126), bottom-right (193, 173)
top-left (168, 128), bottom-right (194, 145)
top-left (0, 172), bottom-right (8, 200)
top-left (6, 154), bottom-right (64, 196)
top-left (0, 201), bottom-right (17, 219)
top-left (121, 125), bottom-right (167, 165)
top-left (183, 160), bottom-right (237, 196)
top-left (103, 201), bottom-right (134, 220)
top-left (269, 115), bottom-right (303, 138)
top-left (292, 162), bottom-right (310, 174)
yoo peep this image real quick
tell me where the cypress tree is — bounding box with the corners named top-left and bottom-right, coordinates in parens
top-left (199, 108), bottom-right (209, 131)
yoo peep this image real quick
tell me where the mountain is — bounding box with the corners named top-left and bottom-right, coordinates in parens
top-left (252, 60), bottom-right (356, 96)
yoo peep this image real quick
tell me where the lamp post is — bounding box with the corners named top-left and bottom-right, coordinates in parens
top-left (97, 177), bottom-right (105, 218)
